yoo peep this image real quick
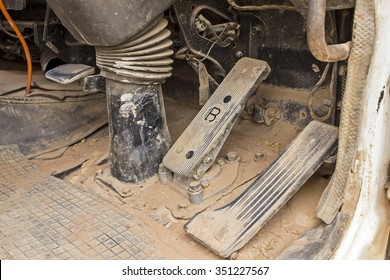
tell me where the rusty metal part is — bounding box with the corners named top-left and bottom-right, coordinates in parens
top-left (307, 0), bottom-right (351, 62)
top-left (96, 19), bottom-right (174, 82)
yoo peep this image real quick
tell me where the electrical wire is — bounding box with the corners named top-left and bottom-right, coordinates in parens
top-left (308, 62), bottom-right (335, 122)
top-left (0, 18), bottom-right (33, 39)
top-left (0, 0), bottom-right (32, 95)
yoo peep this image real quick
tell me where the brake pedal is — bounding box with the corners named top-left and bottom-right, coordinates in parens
top-left (184, 121), bottom-right (338, 258)
top-left (163, 57), bottom-right (270, 178)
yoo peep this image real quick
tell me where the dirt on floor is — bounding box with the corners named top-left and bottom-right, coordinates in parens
top-left (31, 97), bottom-right (334, 260)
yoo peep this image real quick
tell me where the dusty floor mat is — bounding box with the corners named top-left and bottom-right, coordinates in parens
top-left (0, 145), bottom-right (163, 260)
top-left (0, 93), bottom-right (107, 158)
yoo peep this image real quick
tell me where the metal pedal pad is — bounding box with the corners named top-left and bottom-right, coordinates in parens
top-left (184, 121), bottom-right (339, 258)
top-left (45, 64), bottom-right (95, 84)
top-left (163, 57), bottom-right (270, 178)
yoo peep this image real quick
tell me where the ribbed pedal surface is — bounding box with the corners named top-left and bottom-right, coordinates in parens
top-left (184, 121), bottom-right (338, 258)
top-left (163, 58), bottom-right (270, 177)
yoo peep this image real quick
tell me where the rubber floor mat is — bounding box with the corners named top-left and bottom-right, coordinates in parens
top-left (0, 145), bottom-right (163, 260)
top-left (0, 93), bottom-right (107, 158)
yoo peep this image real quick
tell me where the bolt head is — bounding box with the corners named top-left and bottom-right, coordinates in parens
top-left (203, 155), bottom-right (213, 166)
top-left (226, 151), bottom-right (239, 162)
top-left (230, 251), bottom-right (238, 260)
top-left (189, 181), bottom-right (202, 193)
top-left (236, 51), bottom-right (244, 58)
top-left (193, 168), bottom-right (204, 179)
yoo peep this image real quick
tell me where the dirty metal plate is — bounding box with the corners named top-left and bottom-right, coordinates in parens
top-left (45, 64), bottom-right (95, 84)
top-left (0, 69), bottom-right (84, 96)
top-left (0, 145), bottom-right (163, 260)
top-left (184, 121), bottom-right (338, 258)
top-left (163, 58), bottom-right (270, 177)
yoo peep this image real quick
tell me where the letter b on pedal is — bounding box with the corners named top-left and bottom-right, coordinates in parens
top-left (204, 106), bottom-right (222, 123)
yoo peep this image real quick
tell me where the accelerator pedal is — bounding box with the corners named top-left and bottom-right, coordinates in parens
top-left (163, 58), bottom-right (270, 178)
top-left (45, 64), bottom-right (95, 84)
top-left (184, 121), bottom-right (338, 258)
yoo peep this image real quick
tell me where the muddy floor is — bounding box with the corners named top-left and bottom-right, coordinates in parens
top-left (29, 98), bottom-right (333, 260)
top-left (0, 59), bottom-right (335, 259)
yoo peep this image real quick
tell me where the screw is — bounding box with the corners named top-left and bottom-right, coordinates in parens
top-left (251, 25), bottom-right (263, 35)
top-left (203, 155), bottom-right (213, 166)
top-left (254, 152), bottom-right (265, 162)
top-left (323, 99), bottom-right (332, 107)
top-left (200, 179), bottom-right (210, 188)
top-left (193, 168), bottom-right (204, 180)
top-left (177, 203), bottom-right (188, 211)
top-left (179, 14), bottom-right (187, 24)
top-left (236, 51), bottom-right (244, 58)
top-left (159, 164), bottom-right (168, 172)
top-left (226, 151), bottom-right (239, 163)
top-left (299, 110), bottom-right (307, 120)
top-left (230, 251), bottom-right (238, 260)
top-left (217, 158), bottom-right (225, 166)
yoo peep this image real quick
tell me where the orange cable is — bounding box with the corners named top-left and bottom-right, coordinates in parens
top-left (0, 0), bottom-right (32, 95)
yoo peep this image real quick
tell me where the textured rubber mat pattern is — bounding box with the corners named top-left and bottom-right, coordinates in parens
top-left (0, 145), bottom-right (163, 260)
